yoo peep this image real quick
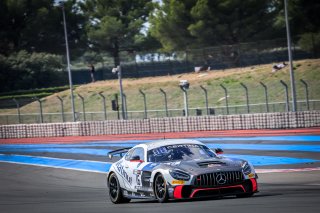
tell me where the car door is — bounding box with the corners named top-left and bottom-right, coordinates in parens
top-left (122, 147), bottom-right (146, 192)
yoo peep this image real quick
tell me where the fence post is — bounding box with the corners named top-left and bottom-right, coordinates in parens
top-left (56, 96), bottom-right (65, 122)
top-left (240, 83), bottom-right (250, 114)
top-left (139, 89), bottom-right (147, 119)
top-left (159, 88), bottom-right (169, 117)
top-left (220, 84), bottom-right (229, 115)
top-left (259, 82), bottom-right (269, 113)
top-left (123, 93), bottom-right (128, 119)
top-left (200, 85), bottom-right (209, 115)
top-left (98, 92), bottom-right (107, 120)
top-left (180, 87), bottom-right (189, 117)
top-left (114, 94), bottom-right (120, 120)
top-left (280, 80), bottom-right (290, 112)
top-left (12, 98), bottom-right (21, 124)
top-left (34, 97), bottom-right (43, 123)
top-left (77, 94), bottom-right (86, 121)
top-left (300, 79), bottom-right (310, 111)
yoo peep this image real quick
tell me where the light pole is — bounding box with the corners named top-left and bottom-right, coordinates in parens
top-left (112, 65), bottom-right (126, 119)
top-left (284, 0), bottom-right (297, 112)
top-left (60, 2), bottom-right (76, 121)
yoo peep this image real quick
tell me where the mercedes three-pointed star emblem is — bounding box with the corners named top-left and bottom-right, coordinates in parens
top-left (216, 173), bottom-right (227, 185)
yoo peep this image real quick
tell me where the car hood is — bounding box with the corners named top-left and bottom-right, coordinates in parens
top-left (163, 157), bottom-right (244, 175)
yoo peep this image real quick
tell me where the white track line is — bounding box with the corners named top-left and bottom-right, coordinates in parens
top-left (0, 160), bottom-right (109, 174)
top-left (256, 167), bottom-right (320, 173)
top-left (1, 154), bottom-right (319, 174)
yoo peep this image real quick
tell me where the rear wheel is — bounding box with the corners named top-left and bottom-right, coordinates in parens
top-left (154, 174), bottom-right (169, 203)
top-left (108, 173), bottom-right (131, 204)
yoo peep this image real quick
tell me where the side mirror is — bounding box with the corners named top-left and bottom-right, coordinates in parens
top-left (130, 155), bottom-right (141, 161)
top-left (215, 148), bottom-right (224, 154)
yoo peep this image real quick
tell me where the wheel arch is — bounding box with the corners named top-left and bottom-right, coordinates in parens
top-left (107, 171), bottom-right (115, 185)
top-left (152, 172), bottom-right (165, 192)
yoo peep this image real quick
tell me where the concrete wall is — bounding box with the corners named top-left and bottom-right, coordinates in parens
top-left (1, 111), bottom-right (320, 139)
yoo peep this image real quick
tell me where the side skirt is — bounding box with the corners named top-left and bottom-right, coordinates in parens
top-left (122, 189), bottom-right (155, 199)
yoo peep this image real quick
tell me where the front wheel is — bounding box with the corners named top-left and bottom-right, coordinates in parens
top-left (154, 174), bottom-right (169, 203)
top-left (108, 173), bottom-right (130, 204)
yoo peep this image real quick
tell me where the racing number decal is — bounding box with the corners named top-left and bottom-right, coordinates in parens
top-left (133, 161), bottom-right (146, 189)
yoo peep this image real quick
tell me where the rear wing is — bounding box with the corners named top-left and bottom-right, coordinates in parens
top-left (107, 147), bottom-right (132, 159)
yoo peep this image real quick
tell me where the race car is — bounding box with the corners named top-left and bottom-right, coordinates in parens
top-left (107, 139), bottom-right (258, 203)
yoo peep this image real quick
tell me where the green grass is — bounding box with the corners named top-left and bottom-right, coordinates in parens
top-left (0, 59), bottom-right (319, 116)
top-left (0, 85), bottom-right (73, 97)
top-left (0, 92), bottom-right (52, 100)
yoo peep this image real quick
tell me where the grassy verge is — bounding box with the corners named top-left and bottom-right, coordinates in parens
top-left (0, 59), bottom-right (319, 116)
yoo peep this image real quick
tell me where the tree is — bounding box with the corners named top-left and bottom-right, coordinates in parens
top-left (189, 0), bottom-right (278, 45)
top-left (150, 0), bottom-right (197, 51)
top-left (0, 0), bottom-right (86, 56)
top-left (150, 0), bottom-right (280, 50)
top-left (79, 0), bottom-right (154, 67)
top-left (273, 0), bottom-right (320, 35)
top-left (273, 0), bottom-right (320, 57)
top-left (0, 51), bottom-right (65, 92)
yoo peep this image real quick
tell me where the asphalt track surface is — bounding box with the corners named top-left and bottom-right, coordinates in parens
top-left (1, 128), bottom-right (320, 213)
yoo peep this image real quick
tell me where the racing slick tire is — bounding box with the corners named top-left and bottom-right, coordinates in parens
top-left (236, 192), bottom-right (254, 198)
top-left (108, 173), bottom-right (131, 204)
top-left (154, 173), bottom-right (169, 203)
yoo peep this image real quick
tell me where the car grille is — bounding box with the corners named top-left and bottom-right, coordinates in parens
top-left (194, 171), bottom-right (244, 187)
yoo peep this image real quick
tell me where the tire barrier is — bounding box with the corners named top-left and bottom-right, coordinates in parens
top-left (1, 111), bottom-right (319, 139)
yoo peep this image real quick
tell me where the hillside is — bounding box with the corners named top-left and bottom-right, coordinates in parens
top-left (1, 59), bottom-right (319, 120)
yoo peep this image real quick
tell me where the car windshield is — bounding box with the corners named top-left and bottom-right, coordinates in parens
top-left (147, 144), bottom-right (217, 162)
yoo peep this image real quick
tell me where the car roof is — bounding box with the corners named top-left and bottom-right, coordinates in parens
top-left (144, 139), bottom-right (204, 150)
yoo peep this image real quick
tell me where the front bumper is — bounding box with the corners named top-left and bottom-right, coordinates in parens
top-left (169, 179), bottom-right (258, 199)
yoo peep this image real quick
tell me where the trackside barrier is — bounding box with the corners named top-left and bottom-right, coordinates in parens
top-left (0, 111), bottom-right (319, 139)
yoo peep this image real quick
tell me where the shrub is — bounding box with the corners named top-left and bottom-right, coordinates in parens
top-left (298, 32), bottom-right (320, 57)
top-left (0, 51), bottom-right (67, 92)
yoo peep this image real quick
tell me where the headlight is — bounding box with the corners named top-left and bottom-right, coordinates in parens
top-left (242, 161), bottom-right (252, 175)
top-left (169, 170), bottom-right (190, 181)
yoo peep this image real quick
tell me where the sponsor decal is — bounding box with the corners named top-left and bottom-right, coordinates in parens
top-left (166, 144), bottom-right (200, 149)
top-left (116, 162), bottom-right (132, 185)
top-left (152, 146), bottom-right (170, 156)
top-left (168, 161), bottom-right (181, 166)
top-left (140, 193), bottom-right (145, 197)
top-left (151, 144), bottom-right (201, 156)
top-left (248, 173), bottom-right (255, 178)
top-left (172, 180), bottom-right (185, 185)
